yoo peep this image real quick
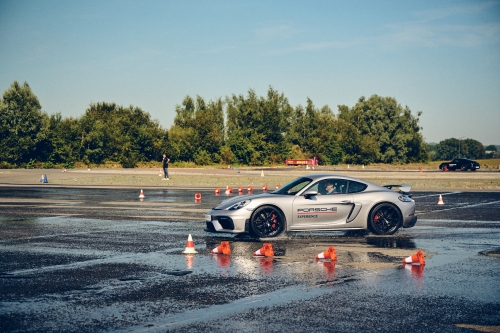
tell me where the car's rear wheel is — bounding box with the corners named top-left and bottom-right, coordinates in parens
top-left (461, 165), bottom-right (468, 171)
top-left (250, 205), bottom-right (286, 238)
top-left (368, 203), bottom-right (402, 235)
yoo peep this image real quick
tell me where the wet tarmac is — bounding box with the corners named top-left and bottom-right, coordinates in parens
top-left (1, 187), bottom-right (499, 332)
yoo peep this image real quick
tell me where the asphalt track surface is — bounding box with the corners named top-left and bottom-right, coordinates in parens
top-left (1, 187), bottom-right (500, 333)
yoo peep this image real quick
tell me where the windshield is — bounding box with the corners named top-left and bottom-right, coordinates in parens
top-left (271, 177), bottom-right (312, 195)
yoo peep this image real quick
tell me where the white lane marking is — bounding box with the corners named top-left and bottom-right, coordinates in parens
top-left (418, 200), bottom-right (500, 216)
top-left (412, 191), bottom-right (462, 199)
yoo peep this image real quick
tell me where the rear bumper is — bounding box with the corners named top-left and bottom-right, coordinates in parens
top-left (403, 214), bottom-right (417, 228)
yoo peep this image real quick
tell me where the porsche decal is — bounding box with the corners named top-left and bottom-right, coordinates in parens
top-left (297, 207), bottom-right (337, 218)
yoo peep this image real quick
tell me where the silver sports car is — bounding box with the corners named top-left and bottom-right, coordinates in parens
top-left (205, 174), bottom-right (417, 237)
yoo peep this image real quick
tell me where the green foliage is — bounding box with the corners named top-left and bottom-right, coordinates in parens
top-left (434, 138), bottom-right (485, 160)
top-left (0, 81), bottom-right (432, 168)
top-left (338, 95), bottom-right (428, 164)
top-left (193, 149), bottom-right (213, 165)
top-left (0, 81), bottom-right (49, 165)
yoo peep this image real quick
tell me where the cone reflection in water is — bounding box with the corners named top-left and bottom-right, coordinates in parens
top-left (316, 246), bottom-right (337, 260)
top-left (254, 243), bottom-right (274, 257)
top-left (321, 260), bottom-right (336, 280)
top-left (256, 256), bottom-right (274, 273)
top-left (404, 263), bottom-right (425, 279)
top-left (182, 234), bottom-right (198, 254)
top-left (402, 249), bottom-right (425, 265)
top-left (214, 254), bottom-right (230, 268)
top-left (211, 241), bottom-right (231, 255)
top-left (185, 255), bottom-right (194, 270)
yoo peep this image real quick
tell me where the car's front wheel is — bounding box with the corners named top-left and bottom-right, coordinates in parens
top-left (250, 205), bottom-right (286, 238)
top-left (368, 203), bottom-right (402, 235)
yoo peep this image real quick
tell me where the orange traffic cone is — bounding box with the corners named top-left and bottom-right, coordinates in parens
top-left (316, 246), bottom-right (337, 260)
top-left (275, 184), bottom-right (281, 189)
top-left (211, 241), bottom-right (231, 255)
top-left (238, 186), bottom-right (244, 194)
top-left (402, 249), bottom-right (425, 265)
top-left (262, 184), bottom-right (268, 191)
top-left (419, 166), bottom-right (423, 172)
top-left (139, 189), bottom-right (145, 199)
top-left (182, 234), bottom-right (198, 254)
top-left (254, 243), bottom-right (274, 257)
top-left (437, 195), bottom-right (444, 205)
top-left (248, 186), bottom-right (253, 193)
top-left (225, 186), bottom-right (233, 195)
top-left (195, 193), bottom-right (202, 202)
top-left (159, 169), bottom-right (162, 176)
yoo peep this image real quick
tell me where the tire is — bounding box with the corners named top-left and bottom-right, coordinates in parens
top-left (368, 203), bottom-right (402, 235)
top-left (461, 165), bottom-right (468, 171)
top-left (250, 205), bottom-right (286, 238)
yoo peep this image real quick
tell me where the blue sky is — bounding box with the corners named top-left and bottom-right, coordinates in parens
top-left (1, 0), bottom-right (499, 145)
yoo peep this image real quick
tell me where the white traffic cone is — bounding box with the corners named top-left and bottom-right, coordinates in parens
top-left (437, 195), bottom-right (444, 205)
top-left (183, 234), bottom-right (198, 254)
top-left (139, 189), bottom-right (145, 199)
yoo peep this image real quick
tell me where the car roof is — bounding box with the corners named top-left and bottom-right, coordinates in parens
top-left (301, 173), bottom-right (379, 185)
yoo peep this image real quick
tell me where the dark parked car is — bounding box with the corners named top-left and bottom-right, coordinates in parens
top-left (439, 158), bottom-right (480, 171)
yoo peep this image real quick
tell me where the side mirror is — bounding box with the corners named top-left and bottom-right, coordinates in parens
top-left (304, 190), bottom-right (318, 199)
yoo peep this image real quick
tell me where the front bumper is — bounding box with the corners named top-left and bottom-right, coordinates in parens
top-left (205, 209), bottom-right (250, 234)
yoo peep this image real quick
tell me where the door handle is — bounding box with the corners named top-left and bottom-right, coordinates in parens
top-left (340, 200), bottom-right (352, 204)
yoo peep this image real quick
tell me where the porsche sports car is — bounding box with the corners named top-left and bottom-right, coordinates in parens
top-left (205, 174), bottom-right (417, 238)
top-left (439, 158), bottom-right (480, 171)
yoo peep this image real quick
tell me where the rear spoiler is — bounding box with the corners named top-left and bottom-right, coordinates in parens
top-left (383, 184), bottom-right (412, 195)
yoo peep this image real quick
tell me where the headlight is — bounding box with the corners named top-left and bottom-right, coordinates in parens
top-left (227, 199), bottom-right (252, 211)
top-left (398, 195), bottom-right (414, 203)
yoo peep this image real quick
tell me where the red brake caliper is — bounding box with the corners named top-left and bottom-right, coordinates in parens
top-left (374, 213), bottom-right (380, 224)
top-left (271, 213), bottom-right (277, 229)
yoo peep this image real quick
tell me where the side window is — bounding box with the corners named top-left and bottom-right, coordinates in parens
top-left (314, 179), bottom-right (348, 194)
top-left (348, 181), bottom-right (367, 193)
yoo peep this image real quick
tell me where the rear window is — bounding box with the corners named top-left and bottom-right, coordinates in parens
top-left (348, 181), bottom-right (367, 193)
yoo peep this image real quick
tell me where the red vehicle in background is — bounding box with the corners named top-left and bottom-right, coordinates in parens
top-left (286, 156), bottom-right (318, 167)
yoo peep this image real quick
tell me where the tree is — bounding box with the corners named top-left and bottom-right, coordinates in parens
top-left (434, 138), bottom-right (485, 160)
top-left (337, 95), bottom-right (428, 164)
top-left (77, 102), bottom-right (166, 167)
top-left (0, 81), bottom-right (50, 166)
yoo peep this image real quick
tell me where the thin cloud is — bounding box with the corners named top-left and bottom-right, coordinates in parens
top-left (413, 1), bottom-right (499, 22)
top-left (254, 24), bottom-right (299, 41)
top-left (381, 21), bottom-right (500, 49)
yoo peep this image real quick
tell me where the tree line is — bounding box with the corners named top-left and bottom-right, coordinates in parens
top-left (0, 80), bottom-right (488, 169)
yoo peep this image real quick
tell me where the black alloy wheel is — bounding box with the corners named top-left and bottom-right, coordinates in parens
top-left (250, 205), bottom-right (286, 238)
top-left (461, 165), bottom-right (468, 171)
top-left (368, 203), bottom-right (402, 235)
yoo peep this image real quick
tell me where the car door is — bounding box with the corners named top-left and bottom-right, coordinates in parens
top-left (449, 159), bottom-right (460, 170)
top-left (290, 178), bottom-right (354, 230)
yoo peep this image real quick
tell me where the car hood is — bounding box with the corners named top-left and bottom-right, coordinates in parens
top-left (213, 192), bottom-right (279, 210)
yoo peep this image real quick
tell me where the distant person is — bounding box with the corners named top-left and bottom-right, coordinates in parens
top-left (162, 154), bottom-right (170, 180)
